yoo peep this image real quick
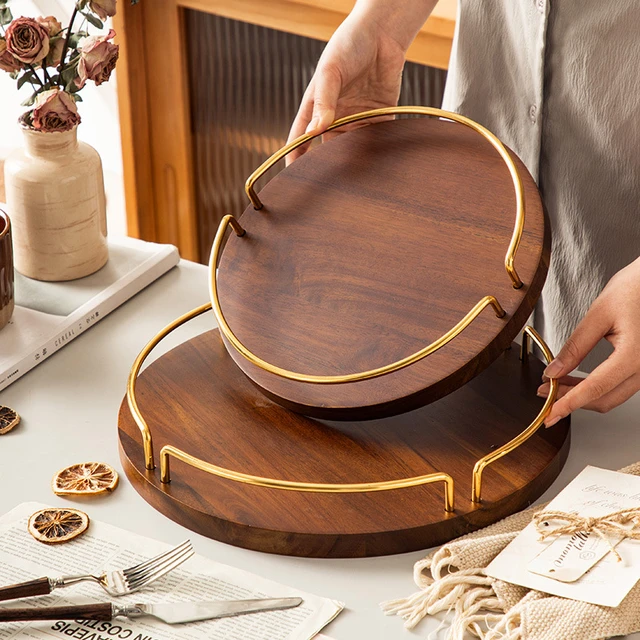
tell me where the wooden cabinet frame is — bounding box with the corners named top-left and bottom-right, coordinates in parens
top-left (114, 0), bottom-right (455, 261)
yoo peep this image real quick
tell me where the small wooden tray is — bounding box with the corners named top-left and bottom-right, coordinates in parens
top-left (215, 115), bottom-right (549, 419)
top-left (118, 328), bottom-right (569, 558)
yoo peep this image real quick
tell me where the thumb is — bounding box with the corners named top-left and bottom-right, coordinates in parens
top-left (305, 66), bottom-right (341, 134)
top-left (543, 302), bottom-right (611, 379)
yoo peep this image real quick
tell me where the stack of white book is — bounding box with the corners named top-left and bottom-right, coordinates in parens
top-left (0, 236), bottom-right (180, 392)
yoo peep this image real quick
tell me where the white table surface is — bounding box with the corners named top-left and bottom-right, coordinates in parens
top-left (1, 259), bottom-right (639, 640)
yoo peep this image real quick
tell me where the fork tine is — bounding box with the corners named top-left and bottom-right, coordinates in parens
top-left (124, 547), bottom-right (195, 592)
top-left (122, 540), bottom-right (192, 578)
top-left (122, 542), bottom-right (193, 584)
top-left (123, 544), bottom-right (194, 583)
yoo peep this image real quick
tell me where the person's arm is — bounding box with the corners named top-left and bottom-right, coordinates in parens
top-left (286, 0), bottom-right (438, 163)
top-left (538, 256), bottom-right (640, 424)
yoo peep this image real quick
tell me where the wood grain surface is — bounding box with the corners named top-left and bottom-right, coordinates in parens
top-left (118, 329), bottom-right (570, 558)
top-left (217, 117), bottom-right (550, 420)
top-left (0, 577), bottom-right (51, 602)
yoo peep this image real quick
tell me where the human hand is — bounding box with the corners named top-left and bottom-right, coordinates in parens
top-left (285, 8), bottom-right (411, 164)
top-left (538, 257), bottom-right (640, 426)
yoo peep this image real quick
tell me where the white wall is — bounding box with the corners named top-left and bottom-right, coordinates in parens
top-left (0, 0), bottom-right (126, 235)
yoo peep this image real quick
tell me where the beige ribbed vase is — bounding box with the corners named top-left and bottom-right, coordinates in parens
top-left (4, 125), bottom-right (108, 281)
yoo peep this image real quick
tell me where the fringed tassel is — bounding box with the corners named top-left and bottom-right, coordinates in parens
top-left (485, 609), bottom-right (523, 640)
top-left (381, 547), bottom-right (506, 636)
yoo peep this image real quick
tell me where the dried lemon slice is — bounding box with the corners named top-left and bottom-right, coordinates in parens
top-left (52, 462), bottom-right (119, 496)
top-left (28, 508), bottom-right (89, 544)
top-left (0, 406), bottom-right (20, 435)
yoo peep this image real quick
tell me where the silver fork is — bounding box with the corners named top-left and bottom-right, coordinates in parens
top-left (0, 540), bottom-right (194, 602)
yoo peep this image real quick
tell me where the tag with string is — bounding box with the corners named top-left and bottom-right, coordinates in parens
top-left (486, 466), bottom-right (640, 607)
top-left (528, 512), bottom-right (632, 582)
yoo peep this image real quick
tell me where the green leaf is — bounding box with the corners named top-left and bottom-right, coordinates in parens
top-left (70, 93), bottom-right (83, 102)
top-left (21, 92), bottom-right (37, 107)
top-left (0, 6), bottom-right (13, 25)
top-left (82, 11), bottom-right (104, 29)
top-left (17, 71), bottom-right (36, 90)
top-left (60, 63), bottom-right (78, 84)
top-left (65, 78), bottom-right (82, 93)
top-left (68, 32), bottom-right (88, 49)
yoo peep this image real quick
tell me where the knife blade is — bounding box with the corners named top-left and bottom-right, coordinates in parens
top-left (0, 597), bottom-right (304, 623)
top-left (121, 597), bottom-right (304, 623)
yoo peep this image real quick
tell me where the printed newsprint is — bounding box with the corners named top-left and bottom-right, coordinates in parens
top-left (0, 234), bottom-right (179, 392)
top-left (0, 503), bottom-right (343, 640)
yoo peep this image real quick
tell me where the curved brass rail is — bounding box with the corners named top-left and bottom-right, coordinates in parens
top-left (210, 214), bottom-right (506, 385)
top-left (245, 106), bottom-right (526, 289)
top-left (125, 313), bottom-right (556, 511)
top-left (470, 326), bottom-right (559, 503)
top-left (126, 302), bottom-right (213, 470)
top-left (160, 445), bottom-right (455, 512)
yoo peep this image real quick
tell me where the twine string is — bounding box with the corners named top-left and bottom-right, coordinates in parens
top-left (533, 508), bottom-right (640, 562)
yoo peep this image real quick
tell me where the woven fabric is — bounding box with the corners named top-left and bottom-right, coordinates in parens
top-left (382, 461), bottom-right (640, 639)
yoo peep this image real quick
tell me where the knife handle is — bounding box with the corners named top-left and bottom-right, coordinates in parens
top-left (0, 577), bottom-right (52, 602)
top-left (0, 603), bottom-right (113, 622)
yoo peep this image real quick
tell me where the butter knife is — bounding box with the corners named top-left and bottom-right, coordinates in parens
top-left (0, 597), bottom-right (303, 623)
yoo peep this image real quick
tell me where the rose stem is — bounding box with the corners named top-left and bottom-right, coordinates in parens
top-left (26, 64), bottom-right (45, 88)
top-left (58, 3), bottom-right (79, 87)
top-left (41, 62), bottom-right (52, 83)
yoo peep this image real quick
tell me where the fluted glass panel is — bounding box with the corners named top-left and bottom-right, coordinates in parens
top-left (185, 10), bottom-right (447, 261)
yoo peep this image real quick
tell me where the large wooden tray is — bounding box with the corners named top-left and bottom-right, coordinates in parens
top-left (118, 328), bottom-right (570, 558)
top-left (215, 115), bottom-right (549, 420)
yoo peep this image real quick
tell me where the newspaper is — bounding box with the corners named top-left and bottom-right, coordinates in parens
top-left (0, 503), bottom-right (343, 640)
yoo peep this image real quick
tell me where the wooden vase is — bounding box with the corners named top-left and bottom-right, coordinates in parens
top-left (3, 125), bottom-right (108, 281)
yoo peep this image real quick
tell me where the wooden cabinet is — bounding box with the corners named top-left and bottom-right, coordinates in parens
top-left (114, 0), bottom-right (456, 261)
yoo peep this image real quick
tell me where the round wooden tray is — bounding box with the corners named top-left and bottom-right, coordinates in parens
top-left (216, 116), bottom-right (549, 420)
top-left (118, 328), bottom-right (570, 558)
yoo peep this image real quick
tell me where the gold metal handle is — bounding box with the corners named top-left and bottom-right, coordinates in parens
top-left (126, 309), bottom-right (554, 512)
top-left (127, 302), bottom-right (213, 470)
top-left (124, 305), bottom-right (454, 511)
top-left (245, 106), bottom-right (526, 289)
top-left (160, 445), bottom-right (455, 512)
top-left (470, 326), bottom-right (559, 503)
top-left (210, 214), bottom-right (506, 385)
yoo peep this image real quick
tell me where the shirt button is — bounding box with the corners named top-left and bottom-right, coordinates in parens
top-left (536, 0), bottom-right (545, 13)
top-left (529, 104), bottom-right (537, 124)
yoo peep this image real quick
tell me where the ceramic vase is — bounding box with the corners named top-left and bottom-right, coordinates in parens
top-left (3, 125), bottom-right (108, 281)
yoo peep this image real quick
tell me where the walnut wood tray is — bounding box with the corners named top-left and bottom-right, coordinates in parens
top-left (118, 324), bottom-right (570, 558)
top-left (212, 109), bottom-right (549, 420)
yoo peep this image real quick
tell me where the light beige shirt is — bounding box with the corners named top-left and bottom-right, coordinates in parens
top-left (442, 0), bottom-right (640, 370)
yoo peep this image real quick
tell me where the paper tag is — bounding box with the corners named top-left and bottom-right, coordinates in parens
top-left (485, 466), bottom-right (640, 607)
top-left (528, 527), bottom-right (625, 582)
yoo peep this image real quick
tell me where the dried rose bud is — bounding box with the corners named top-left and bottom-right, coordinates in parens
top-left (5, 16), bottom-right (50, 64)
top-left (77, 29), bottom-right (119, 88)
top-left (88, 0), bottom-right (117, 21)
top-left (31, 88), bottom-right (81, 133)
top-left (0, 37), bottom-right (22, 73)
top-left (35, 15), bottom-right (63, 37)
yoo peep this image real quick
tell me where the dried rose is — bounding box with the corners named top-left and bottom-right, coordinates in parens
top-left (0, 37), bottom-right (22, 73)
top-left (45, 36), bottom-right (65, 68)
top-left (31, 88), bottom-right (81, 133)
top-left (88, 0), bottom-right (117, 21)
top-left (35, 15), bottom-right (63, 37)
top-left (77, 29), bottom-right (119, 88)
top-left (5, 17), bottom-right (50, 65)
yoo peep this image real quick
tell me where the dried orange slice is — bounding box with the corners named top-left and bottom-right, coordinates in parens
top-left (0, 406), bottom-right (19, 435)
top-left (52, 462), bottom-right (119, 496)
top-left (28, 508), bottom-right (90, 544)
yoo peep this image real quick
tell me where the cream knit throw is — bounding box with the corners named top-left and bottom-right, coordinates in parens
top-left (381, 461), bottom-right (640, 640)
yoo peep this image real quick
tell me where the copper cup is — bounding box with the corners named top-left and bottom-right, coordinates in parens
top-left (0, 209), bottom-right (14, 331)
